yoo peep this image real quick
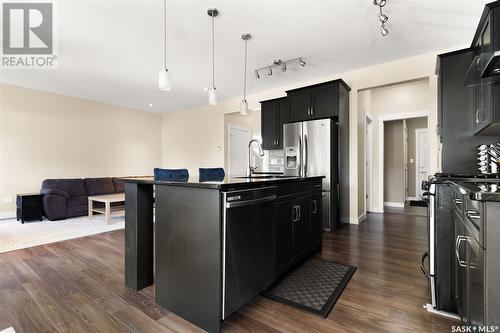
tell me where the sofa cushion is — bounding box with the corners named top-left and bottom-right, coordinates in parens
top-left (67, 196), bottom-right (88, 208)
top-left (113, 178), bottom-right (125, 193)
top-left (84, 178), bottom-right (115, 196)
top-left (41, 179), bottom-right (87, 198)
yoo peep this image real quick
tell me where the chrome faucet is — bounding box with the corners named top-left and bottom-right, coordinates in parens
top-left (248, 139), bottom-right (265, 177)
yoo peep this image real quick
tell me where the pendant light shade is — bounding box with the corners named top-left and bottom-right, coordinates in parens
top-left (208, 87), bottom-right (218, 105)
top-left (207, 8), bottom-right (219, 105)
top-left (158, 69), bottom-right (171, 91)
top-left (159, 0), bottom-right (171, 91)
top-left (240, 100), bottom-right (248, 115)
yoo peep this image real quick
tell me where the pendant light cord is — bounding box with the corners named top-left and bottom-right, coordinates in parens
top-left (211, 14), bottom-right (215, 89)
top-left (243, 39), bottom-right (247, 101)
top-left (163, 0), bottom-right (167, 70)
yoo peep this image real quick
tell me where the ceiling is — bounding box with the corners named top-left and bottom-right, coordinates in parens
top-left (0, 0), bottom-right (491, 113)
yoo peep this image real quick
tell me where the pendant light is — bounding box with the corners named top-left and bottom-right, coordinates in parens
top-left (240, 33), bottom-right (251, 115)
top-left (158, 0), bottom-right (171, 91)
top-left (207, 8), bottom-right (219, 105)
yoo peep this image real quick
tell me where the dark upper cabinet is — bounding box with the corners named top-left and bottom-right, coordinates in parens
top-left (286, 80), bottom-right (348, 122)
top-left (260, 97), bottom-right (288, 150)
top-left (288, 89), bottom-right (311, 122)
top-left (467, 2), bottom-right (500, 135)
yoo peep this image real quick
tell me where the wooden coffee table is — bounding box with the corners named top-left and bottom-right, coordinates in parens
top-left (88, 193), bottom-right (125, 224)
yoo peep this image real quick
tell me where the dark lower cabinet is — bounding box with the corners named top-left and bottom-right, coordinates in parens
top-left (310, 194), bottom-right (322, 251)
top-left (276, 201), bottom-right (295, 277)
top-left (276, 192), bottom-right (321, 279)
top-left (292, 196), bottom-right (311, 259)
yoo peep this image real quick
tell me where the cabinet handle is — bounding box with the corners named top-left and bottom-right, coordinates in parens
top-left (311, 106), bottom-right (314, 116)
top-left (477, 56), bottom-right (481, 72)
top-left (475, 109), bottom-right (482, 124)
top-left (297, 205), bottom-right (301, 221)
top-left (292, 206), bottom-right (298, 222)
top-left (455, 236), bottom-right (467, 268)
top-left (312, 200), bottom-right (317, 214)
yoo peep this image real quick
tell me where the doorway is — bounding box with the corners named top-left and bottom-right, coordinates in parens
top-left (415, 128), bottom-right (429, 198)
top-left (365, 116), bottom-right (373, 212)
top-left (228, 124), bottom-right (250, 176)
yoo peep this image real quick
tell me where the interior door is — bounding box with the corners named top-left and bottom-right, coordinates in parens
top-left (228, 125), bottom-right (250, 176)
top-left (416, 129), bottom-right (429, 198)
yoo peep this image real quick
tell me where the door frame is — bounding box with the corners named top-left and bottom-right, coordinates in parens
top-left (227, 123), bottom-right (251, 176)
top-left (365, 115), bottom-right (374, 213)
top-left (415, 128), bottom-right (429, 199)
top-left (377, 111), bottom-right (429, 212)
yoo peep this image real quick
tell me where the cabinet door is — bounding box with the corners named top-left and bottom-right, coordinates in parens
top-left (276, 201), bottom-right (294, 276)
top-left (466, 231), bottom-right (485, 326)
top-left (261, 101), bottom-right (279, 150)
top-left (454, 213), bottom-right (469, 321)
top-left (310, 194), bottom-right (322, 251)
top-left (277, 98), bottom-right (289, 149)
top-left (293, 197), bottom-right (311, 258)
top-left (311, 84), bottom-right (338, 119)
top-left (288, 89), bottom-right (311, 122)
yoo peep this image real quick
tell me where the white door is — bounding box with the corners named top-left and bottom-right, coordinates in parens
top-left (365, 117), bottom-right (373, 212)
top-left (415, 129), bottom-right (429, 198)
top-left (228, 124), bottom-right (250, 176)
top-left (403, 120), bottom-right (408, 201)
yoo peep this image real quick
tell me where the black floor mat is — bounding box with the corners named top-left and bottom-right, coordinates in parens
top-left (263, 258), bottom-right (356, 317)
top-left (410, 200), bottom-right (427, 207)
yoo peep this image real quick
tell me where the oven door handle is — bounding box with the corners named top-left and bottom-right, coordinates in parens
top-left (225, 195), bottom-right (276, 208)
top-left (420, 251), bottom-right (430, 279)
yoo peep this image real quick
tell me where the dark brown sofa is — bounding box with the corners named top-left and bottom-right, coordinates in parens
top-left (41, 177), bottom-right (124, 221)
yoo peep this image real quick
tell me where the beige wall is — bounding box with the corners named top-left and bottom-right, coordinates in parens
top-left (384, 120), bottom-right (405, 204)
top-left (0, 84), bottom-right (162, 213)
top-left (161, 49), bottom-right (453, 223)
top-left (407, 117), bottom-right (428, 198)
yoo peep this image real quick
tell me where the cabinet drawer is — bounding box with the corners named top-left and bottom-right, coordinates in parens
top-left (311, 180), bottom-right (322, 193)
top-left (277, 182), bottom-right (311, 199)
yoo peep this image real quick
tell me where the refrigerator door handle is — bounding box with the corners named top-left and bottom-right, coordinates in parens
top-left (298, 136), bottom-right (302, 177)
top-left (304, 134), bottom-right (308, 176)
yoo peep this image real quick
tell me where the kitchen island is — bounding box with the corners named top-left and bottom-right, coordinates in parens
top-left (120, 175), bottom-right (325, 333)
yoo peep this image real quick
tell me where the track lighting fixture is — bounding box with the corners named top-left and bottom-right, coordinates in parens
top-left (374, 0), bottom-right (389, 36)
top-left (254, 57), bottom-right (306, 79)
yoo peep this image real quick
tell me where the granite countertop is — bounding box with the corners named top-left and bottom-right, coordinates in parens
top-left (120, 175), bottom-right (325, 191)
top-left (451, 180), bottom-right (500, 202)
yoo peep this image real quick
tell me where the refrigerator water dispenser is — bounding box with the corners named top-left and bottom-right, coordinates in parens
top-left (285, 146), bottom-right (299, 169)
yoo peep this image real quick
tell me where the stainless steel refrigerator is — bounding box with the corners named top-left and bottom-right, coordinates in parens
top-left (283, 119), bottom-right (338, 230)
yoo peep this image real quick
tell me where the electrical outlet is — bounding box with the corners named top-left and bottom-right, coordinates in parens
top-left (3, 196), bottom-right (13, 204)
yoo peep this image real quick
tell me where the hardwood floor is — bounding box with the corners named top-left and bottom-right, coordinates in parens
top-left (0, 210), bottom-right (456, 332)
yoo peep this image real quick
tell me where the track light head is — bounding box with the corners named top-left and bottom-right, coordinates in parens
top-left (378, 13), bottom-right (388, 23)
top-left (299, 58), bottom-right (306, 67)
top-left (380, 24), bottom-right (389, 36)
top-left (255, 71), bottom-right (260, 79)
top-left (268, 67), bottom-right (272, 76)
top-left (373, 0), bottom-right (386, 7)
top-left (282, 63), bottom-right (287, 72)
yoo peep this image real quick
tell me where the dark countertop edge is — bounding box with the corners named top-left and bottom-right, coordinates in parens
top-left (119, 176), bottom-right (325, 191)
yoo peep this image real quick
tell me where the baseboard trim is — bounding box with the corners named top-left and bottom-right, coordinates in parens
top-left (368, 208), bottom-right (384, 214)
top-left (358, 213), bottom-right (367, 223)
top-left (0, 212), bottom-right (16, 221)
top-left (384, 202), bottom-right (405, 208)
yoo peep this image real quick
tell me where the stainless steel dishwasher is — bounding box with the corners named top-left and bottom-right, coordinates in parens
top-left (222, 186), bottom-right (277, 320)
